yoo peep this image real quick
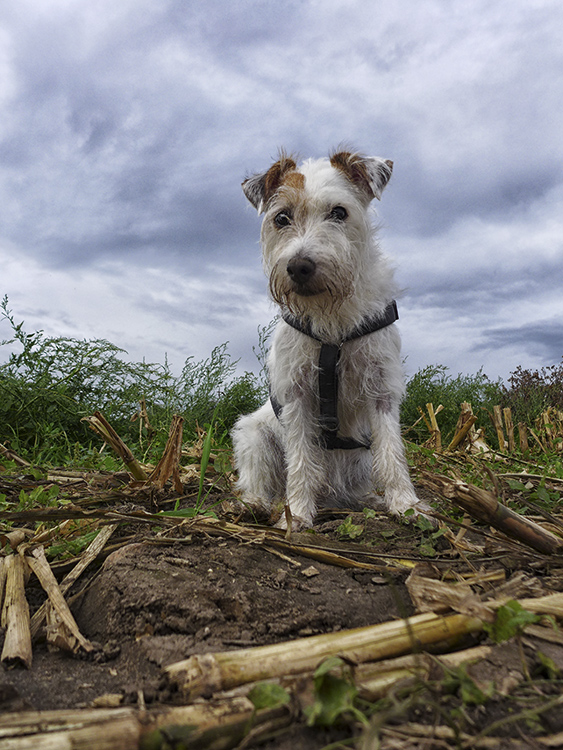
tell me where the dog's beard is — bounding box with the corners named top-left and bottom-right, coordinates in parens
top-left (269, 262), bottom-right (354, 318)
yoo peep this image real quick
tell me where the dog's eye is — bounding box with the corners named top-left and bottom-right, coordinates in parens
top-left (274, 211), bottom-right (292, 228)
top-left (329, 206), bottom-right (348, 222)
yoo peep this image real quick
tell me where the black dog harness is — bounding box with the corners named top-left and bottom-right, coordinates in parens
top-left (270, 300), bottom-right (399, 450)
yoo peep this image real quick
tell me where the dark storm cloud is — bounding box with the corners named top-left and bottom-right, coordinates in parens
top-left (475, 320), bottom-right (563, 364)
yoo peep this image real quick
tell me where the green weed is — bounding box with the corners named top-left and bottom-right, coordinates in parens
top-left (17, 484), bottom-right (60, 511)
top-left (0, 296), bottom-right (265, 464)
top-left (247, 682), bottom-right (291, 710)
top-left (441, 663), bottom-right (494, 705)
top-left (3, 293), bottom-right (562, 475)
top-left (401, 364), bottom-right (503, 445)
top-left (337, 516), bottom-right (364, 539)
top-left (505, 477), bottom-right (562, 512)
top-left (484, 600), bottom-right (541, 643)
top-left (305, 657), bottom-right (368, 728)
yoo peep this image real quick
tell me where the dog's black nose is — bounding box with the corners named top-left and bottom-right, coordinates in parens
top-left (287, 256), bottom-right (316, 284)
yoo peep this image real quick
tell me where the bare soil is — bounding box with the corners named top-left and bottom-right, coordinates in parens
top-left (1, 473), bottom-right (563, 749)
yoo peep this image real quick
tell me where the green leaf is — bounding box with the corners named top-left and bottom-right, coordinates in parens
top-left (442, 664), bottom-right (493, 705)
top-left (506, 479), bottom-right (528, 492)
top-left (484, 601), bottom-right (540, 643)
top-left (337, 516), bottom-right (363, 539)
top-left (536, 650), bottom-right (560, 679)
top-left (380, 530), bottom-right (396, 540)
top-left (306, 674), bottom-right (358, 726)
top-left (419, 540), bottom-right (437, 558)
top-left (314, 656), bottom-right (345, 677)
top-left (305, 657), bottom-right (367, 728)
top-left (247, 682), bottom-right (291, 710)
top-left (531, 486), bottom-right (551, 504)
top-left (415, 515), bottom-right (434, 532)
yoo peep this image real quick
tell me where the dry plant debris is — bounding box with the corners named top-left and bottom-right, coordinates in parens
top-left (1, 406), bottom-right (563, 748)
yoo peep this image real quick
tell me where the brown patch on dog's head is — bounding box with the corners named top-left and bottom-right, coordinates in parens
top-left (330, 150), bottom-right (393, 201)
top-left (242, 151), bottom-right (301, 212)
top-left (281, 170), bottom-right (305, 191)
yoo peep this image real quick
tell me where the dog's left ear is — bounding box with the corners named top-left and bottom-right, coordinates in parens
top-left (330, 152), bottom-right (393, 201)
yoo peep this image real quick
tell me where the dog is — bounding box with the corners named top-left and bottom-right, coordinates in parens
top-left (232, 149), bottom-right (424, 528)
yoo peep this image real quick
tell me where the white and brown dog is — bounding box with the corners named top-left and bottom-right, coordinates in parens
top-left (232, 149), bottom-right (424, 528)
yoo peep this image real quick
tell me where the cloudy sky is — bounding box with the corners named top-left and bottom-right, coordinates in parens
top-left (1, 0), bottom-right (562, 385)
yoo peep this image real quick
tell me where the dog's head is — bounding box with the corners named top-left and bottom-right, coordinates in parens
top-left (242, 150), bottom-right (393, 320)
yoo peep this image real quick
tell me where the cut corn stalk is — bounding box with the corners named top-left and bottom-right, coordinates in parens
top-left (426, 403), bottom-right (442, 451)
top-left (0, 442), bottom-right (30, 467)
top-left (447, 401), bottom-right (478, 451)
top-left (82, 411), bottom-right (147, 481)
top-left (0, 699), bottom-right (282, 750)
top-left (23, 546), bottom-right (94, 654)
top-left (166, 590), bottom-right (563, 701)
top-left (492, 405), bottom-right (505, 451)
top-left (0, 707), bottom-right (141, 750)
top-left (423, 473), bottom-right (563, 555)
top-left (1, 554), bottom-right (32, 669)
top-left (165, 611), bottom-right (484, 700)
top-left (147, 414), bottom-right (184, 491)
top-left (354, 644), bottom-right (493, 701)
top-left (518, 422), bottom-right (529, 453)
top-left (503, 407), bottom-right (515, 453)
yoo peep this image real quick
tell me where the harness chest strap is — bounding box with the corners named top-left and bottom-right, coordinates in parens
top-left (270, 300), bottom-right (399, 450)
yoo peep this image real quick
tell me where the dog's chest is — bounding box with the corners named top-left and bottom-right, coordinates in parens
top-left (270, 329), bottom-right (381, 409)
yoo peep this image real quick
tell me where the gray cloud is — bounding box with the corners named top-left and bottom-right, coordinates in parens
top-left (1, 0), bottom-right (563, 380)
top-left (475, 320), bottom-right (563, 362)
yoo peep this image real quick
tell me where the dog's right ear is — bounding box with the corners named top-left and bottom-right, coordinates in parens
top-left (242, 153), bottom-right (297, 213)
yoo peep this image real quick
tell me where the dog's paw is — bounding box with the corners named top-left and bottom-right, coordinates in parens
top-left (402, 502), bottom-right (437, 526)
top-left (274, 509), bottom-right (313, 531)
top-left (385, 491), bottom-right (435, 523)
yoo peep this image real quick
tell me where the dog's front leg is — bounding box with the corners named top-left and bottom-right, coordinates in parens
top-left (278, 398), bottom-right (326, 529)
top-left (369, 405), bottom-right (421, 517)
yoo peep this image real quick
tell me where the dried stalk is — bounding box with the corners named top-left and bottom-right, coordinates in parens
top-left (165, 611), bottom-right (483, 700)
top-left (355, 644), bottom-right (492, 701)
top-left (173, 516), bottom-right (414, 572)
top-left (0, 699), bottom-right (280, 750)
top-left (502, 407), bottom-right (515, 453)
top-left (425, 473), bottom-right (563, 555)
top-left (448, 402), bottom-right (478, 451)
top-left (24, 546), bottom-right (94, 654)
top-left (492, 405), bottom-right (505, 451)
top-left (1, 554), bottom-right (32, 669)
top-left (426, 403), bottom-right (442, 451)
top-left (518, 422), bottom-right (529, 453)
top-left (147, 414), bottom-right (184, 491)
top-left (82, 411), bottom-right (147, 480)
top-left (519, 592), bottom-right (563, 619)
top-left (528, 427), bottom-right (547, 453)
top-left (0, 557), bottom-right (6, 608)
top-left (406, 570), bottom-right (483, 617)
top-left (0, 442), bottom-right (30, 467)
top-left (0, 707), bottom-right (140, 750)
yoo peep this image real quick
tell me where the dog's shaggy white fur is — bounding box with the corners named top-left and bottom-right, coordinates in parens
top-left (232, 150), bottom-right (423, 528)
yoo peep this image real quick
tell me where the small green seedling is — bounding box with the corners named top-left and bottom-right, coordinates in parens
top-left (337, 516), bottom-right (363, 539)
top-left (305, 657), bottom-right (368, 728)
top-left (484, 600), bottom-right (541, 643)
